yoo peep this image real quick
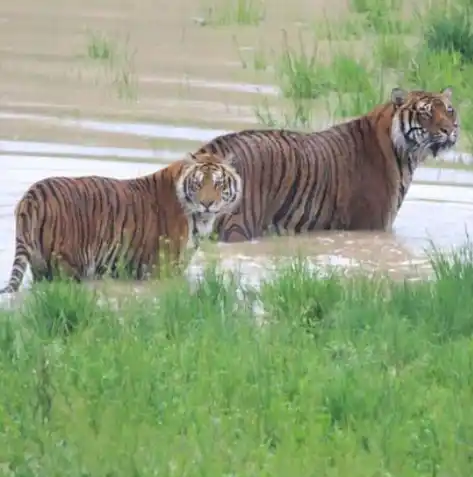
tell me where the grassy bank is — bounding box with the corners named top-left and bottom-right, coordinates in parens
top-left (1, 243), bottom-right (473, 475)
top-left (242, 0), bottom-right (473, 154)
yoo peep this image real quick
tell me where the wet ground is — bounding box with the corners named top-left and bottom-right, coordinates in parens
top-left (0, 0), bottom-right (472, 298)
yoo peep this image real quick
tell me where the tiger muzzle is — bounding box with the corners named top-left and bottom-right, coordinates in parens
top-left (200, 200), bottom-right (215, 212)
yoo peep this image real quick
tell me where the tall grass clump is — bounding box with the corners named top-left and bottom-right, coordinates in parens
top-left (424, 3), bottom-right (473, 65)
top-left (21, 280), bottom-right (100, 339)
top-left (329, 54), bottom-right (373, 94)
top-left (254, 97), bottom-right (315, 130)
top-left (84, 30), bottom-right (138, 101)
top-left (407, 49), bottom-right (464, 93)
top-left (350, 0), bottom-right (408, 34)
top-left (331, 76), bottom-right (388, 119)
top-left (275, 31), bottom-right (332, 100)
top-left (1, 243), bottom-right (473, 474)
top-left (199, 0), bottom-right (265, 26)
top-left (270, 31), bottom-right (383, 125)
top-left (86, 30), bottom-right (116, 61)
top-left (374, 35), bottom-right (411, 69)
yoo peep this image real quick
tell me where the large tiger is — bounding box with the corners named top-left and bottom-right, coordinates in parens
top-left (0, 151), bottom-right (242, 294)
top-left (193, 87), bottom-right (459, 243)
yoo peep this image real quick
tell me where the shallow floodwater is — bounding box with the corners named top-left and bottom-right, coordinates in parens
top-left (0, 0), bottom-right (472, 300)
top-left (1, 151), bottom-right (472, 293)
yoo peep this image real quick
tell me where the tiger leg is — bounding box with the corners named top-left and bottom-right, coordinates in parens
top-left (50, 251), bottom-right (83, 283)
top-left (135, 263), bottom-right (153, 281)
top-left (135, 253), bottom-right (170, 281)
top-left (108, 250), bottom-right (150, 280)
top-left (107, 253), bottom-right (152, 281)
top-left (214, 214), bottom-right (260, 243)
top-left (28, 249), bottom-right (54, 284)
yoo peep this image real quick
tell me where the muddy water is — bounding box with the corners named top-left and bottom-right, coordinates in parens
top-left (0, 0), bottom-right (472, 299)
top-left (1, 154), bottom-right (472, 295)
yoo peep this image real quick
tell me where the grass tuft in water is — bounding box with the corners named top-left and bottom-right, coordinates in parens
top-left (84, 30), bottom-right (138, 101)
top-left (86, 31), bottom-right (116, 62)
top-left (1, 243), bottom-right (473, 473)
top-left (254, 96), bottom-right (315, 130)
top-left (234, 37), bottom-right (269, 71)
top-left (276, 30), bottom-right (331, 100)
top-left (199, 0), bottom-right (265, 26)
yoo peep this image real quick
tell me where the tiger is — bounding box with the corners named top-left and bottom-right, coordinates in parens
top-left (0, 151), bottom-right (243, 294)
top-left (192, 87), bottom-right (459, 243)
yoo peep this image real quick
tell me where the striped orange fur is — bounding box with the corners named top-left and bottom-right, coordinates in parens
top-left (193, 87), bottom-right (459, 243)
top-left (0, 151), bottom-right (242, 294)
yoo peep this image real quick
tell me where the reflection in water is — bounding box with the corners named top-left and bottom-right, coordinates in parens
top-left (0, 139), bottom-right (182, 162)
top-left (140, 76), bottom-right (279, 96)
top-left (0, 111), bottom-right (231, 142)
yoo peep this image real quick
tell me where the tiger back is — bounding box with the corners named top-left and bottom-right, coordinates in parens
top-left (0, 151), bottom-right (242, 294)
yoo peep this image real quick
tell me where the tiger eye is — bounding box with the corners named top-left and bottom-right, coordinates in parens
top-left (418, 103), bottom-right (432, 116)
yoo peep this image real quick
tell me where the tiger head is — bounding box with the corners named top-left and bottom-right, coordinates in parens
top-left (390, 86), bottom-right (459, 158)
top-left (176, 151), bottom-right (243, 217)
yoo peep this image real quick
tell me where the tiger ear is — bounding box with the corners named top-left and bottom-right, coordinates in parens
top-left (441, 86), bottom-right (453, 100)
top-left (224, 152), bottom-right (238, 169)
top-left (391, 87), bottom-right (407, 107)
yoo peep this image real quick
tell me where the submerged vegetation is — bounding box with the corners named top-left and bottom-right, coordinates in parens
top-left (1, 243), bottom-right (473, 474)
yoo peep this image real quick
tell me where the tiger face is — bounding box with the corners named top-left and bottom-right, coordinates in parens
top-left (390, 86), bottom-right (459, 158)
top-left (176, 152), bottom-right (243, 217)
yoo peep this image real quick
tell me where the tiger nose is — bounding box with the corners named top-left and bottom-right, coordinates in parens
top-left (201, 200), bottom-right (214, 210)
top-left (440, 126), bottom-right (457, 141)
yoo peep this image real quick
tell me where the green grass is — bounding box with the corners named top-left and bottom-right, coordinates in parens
top-left (254, 96), bottom-right (315, 130)
top-left (275, 30), bottom-right (332, 100)
top-left (198, 0), bottom-right (265, 26)
top-left (424, 3), bottom-right (473, 65)
top-left (1, 243), bottom-right (473, 474)
top-left (84, 30), bottom-right (138, 102)
top-left (373, 35), bottom-right (411, 69)
top-left (86, 31), bottom-right (116, 62)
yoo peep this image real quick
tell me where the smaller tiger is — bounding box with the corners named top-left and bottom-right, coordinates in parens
top-left (0, 151), bottom-right (242, 294)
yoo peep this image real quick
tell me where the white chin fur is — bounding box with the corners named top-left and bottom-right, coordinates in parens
top-left (390, 115), bottom-right (409, 151)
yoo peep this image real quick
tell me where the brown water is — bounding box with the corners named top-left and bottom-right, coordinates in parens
top-left (0, 0), bottom-right (472, 300)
